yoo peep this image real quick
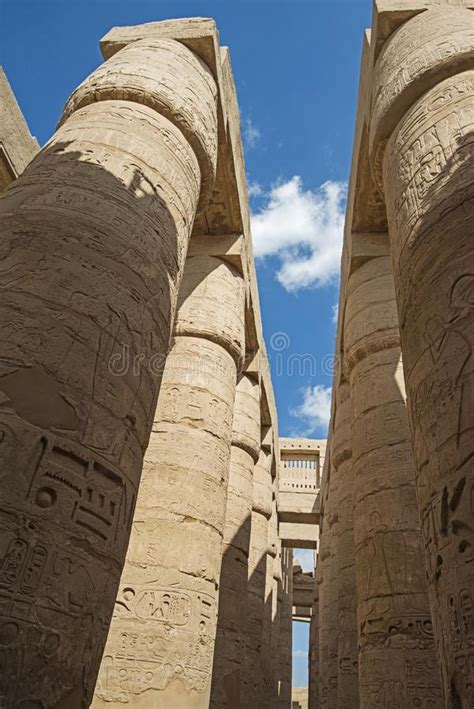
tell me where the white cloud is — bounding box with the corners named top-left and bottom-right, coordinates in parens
top-left (251, 177), bottom-right (346, 291)
top-left (291, 384), bottom-right (332, 436)
top-left (243, 117), bottom-right (261, 149)
top-left (294, 549), bottom-right (314, 573)
top-left (332, 303), bottom-right (339, 324)
top-left (247, 181), bottom-right (263, 198)
top-left (293, 649), bottom-right (308, 659)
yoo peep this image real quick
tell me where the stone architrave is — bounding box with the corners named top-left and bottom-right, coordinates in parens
top-left (0, 68), bottom-right (38, 191)
top-left (345, 254), bottom-right (442, 708)
top-left (369, 8), bottom-right (474, 704)
top-left (210, 374), bottom-right (261, 708)
top-left (332, 383), bottom-right (359, 708)
top-left (245, 448), bottom-right (273, 707)
top-left (92, 255), bottom-right (245, 708)
top-left (0, 31), bottom-right (218, 708)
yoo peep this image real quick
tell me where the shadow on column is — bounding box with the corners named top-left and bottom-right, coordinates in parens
top-left (0, 135), bottom-right (182, 707)
top-left (211, 518), bottom-right (285, 708)
top-left (389, 126), bottom-right (474, 707)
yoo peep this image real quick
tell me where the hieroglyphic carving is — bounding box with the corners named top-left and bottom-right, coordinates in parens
top-left (95, 584), bottom-right (216, 700)
top-left (382, 67), bottom-right (474, 704)
top-left (0, 22), bottom-right (219, 705)
top-left (344, 255), bottom-right (442, 708)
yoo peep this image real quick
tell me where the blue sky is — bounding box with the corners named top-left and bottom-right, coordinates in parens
top-left (0, 0), bottom-right (372, 689)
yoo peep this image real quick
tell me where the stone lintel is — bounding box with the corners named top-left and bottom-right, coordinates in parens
top-left (349, 232), bottom-right (390, 274)
top-left (280, 437), bottom-right (325, 453)
top-left (187, 232), bottom-right (245, 272)
top-left (0, 68), bottom-right (38, 192)
top-left (244, 348), bottom-right (261, 380)
top-left (293, 607), bottom-right (312, 621)
top-left (280, 522), bottom-right (318, 549)
top-left (278, 499), bottom-right (320, 521)
top-left (100, 18), bottom-right (226, 122)
top-left (261, 424), bottom-right (273, 453)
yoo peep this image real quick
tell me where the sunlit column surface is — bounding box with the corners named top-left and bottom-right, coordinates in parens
top-left (370, 8), bottom-right (474, 705)
top-left (92, 255), bottom-right (244, 707)
top-left (345, 255), bottom-right (442, 708)
top-left (0, 35), bottom-right (217, 707)
top-left (210, 374), bottom-right (261, 708)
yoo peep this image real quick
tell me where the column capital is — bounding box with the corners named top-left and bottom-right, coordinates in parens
top-left (369, 5), bottom-right (474, 190)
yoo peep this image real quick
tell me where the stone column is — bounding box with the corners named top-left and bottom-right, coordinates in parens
top-left (268, 492), bottom-right (281, 705)
top-left (345, 254), bottom-right (442, 707)
top-left (332, 382), bottom-right (359, 708)
top-left (369, 8), bottom-right (474, 704)
top-left (210, 374), bottom-right (260, 708)
top-left (92, 255), bottom-right (244, 707)
top-left (325, 470), bottom-right (339, 708)
top-left (0, 35), bottom-right (218, 707)
top-left (308, 574), bottom-right (320, 709)
top-left (317, 505), bottom-right (332, 709)
top-left (279, 547), bottom-right (293, 708)
top-left (245, 448), bottom-right (273, 707)
top-left (263, 480), bottom-right (277, 701)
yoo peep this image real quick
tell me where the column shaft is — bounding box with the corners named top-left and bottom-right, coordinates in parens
top-left (210, 374), bottom-right (261, 708)
top-left (345, 255), bottom-right (442, 708)
top-left (269, 494), bottom-right (281, 705)
top-left (0, 38), bottom-right (217, 707)
top-left (245, 449), bottom-right (273, 707)
top-left (370, 12), bottom-right (474, 702)
top-left (332, 383), bottom-right (359, 708)
top-left (278, 547), bottom-right (293, 708)
top-left (309, 579), bottom-right (320, 709)
top-left (92, 256), bottom-right (244, 707)
top-left (318, 508), bottom-right (332, 709)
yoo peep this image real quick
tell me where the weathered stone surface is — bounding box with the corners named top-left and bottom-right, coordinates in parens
top-left (332, 384), bottom-right (359, 709)
top-left (369, 8), bottom-right (474, 705)
top-left (267, 486), bottom-right (281, 705)
top-left (317, 502), bottom-right (332, 709)
top-left (244, 448), bottom-right (273, 707)
top-left (308, 579), bottom-right (319, 709)
top-left (345, 256), bottom-right (442, 708)
top-left (279, 546), bottom-right (293, 708)
top-left (0, 34), bottom-right (218, 706)
top-left (210, 374), bottom-right (260, 708)
top-left (0, 68), bottom-right (38, 191)
top-left (92, 256), bottom-right (244, 707)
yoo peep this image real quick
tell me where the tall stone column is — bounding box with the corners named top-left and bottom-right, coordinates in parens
top-left (317, 505), bottom-right (332, 709)
top-left (279, 547), bottom-right (293, 708)
top-left (269, 493), bottom-right (281, 705)
top-left (0, 34), bottom-right (218, 707)
top-left (332, 383), bottom-right (358, 708)
top-left (345, 254), bottom-right (442, 708)
top-left (92, 255), bottom-right (244, 707)
top-left (308, 575), bottom-right (320, 709)
top-left (325, 469), bottom-right (339, 708)
top-left (245, 448), bottom-right (273, 707)
top-left (370, 8), bottom-right (474, 704)
top-left (263, 482), bottom-right (277, 702)
top-left (210, 374), bottom-right (261, 708)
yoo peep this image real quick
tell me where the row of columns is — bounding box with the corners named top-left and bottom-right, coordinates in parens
top-left (310, 5), bottom-right (474, 708)
top-left (0, 20), bottom-right (294, 709)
